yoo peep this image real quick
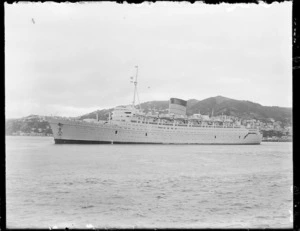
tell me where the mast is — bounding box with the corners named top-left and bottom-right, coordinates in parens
top-left (131, 65), bottom-right (142, 110)
top-left (132, 65), bottom-right (138, 107)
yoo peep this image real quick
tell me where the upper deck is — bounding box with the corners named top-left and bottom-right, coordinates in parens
top-left (109, 105), bottom-right (259, 130)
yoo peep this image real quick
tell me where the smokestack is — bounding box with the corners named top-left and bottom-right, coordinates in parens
top-left (169, 98), bottom-right (187, 116)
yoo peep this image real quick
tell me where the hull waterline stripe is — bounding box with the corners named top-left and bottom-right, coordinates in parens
top-left (54, 139), bottom-right (261, 145)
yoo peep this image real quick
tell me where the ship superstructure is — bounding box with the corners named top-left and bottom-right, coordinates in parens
top-left (47, 67), bottom-right (262, 144)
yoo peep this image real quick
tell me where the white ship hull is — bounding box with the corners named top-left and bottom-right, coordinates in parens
top-left (47, 117), bottom-right (262, 145)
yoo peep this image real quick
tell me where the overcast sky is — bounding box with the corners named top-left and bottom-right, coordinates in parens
top-left (5, 2), bottom-right (292, 118)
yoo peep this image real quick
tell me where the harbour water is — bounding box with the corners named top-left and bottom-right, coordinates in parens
top-left (6, 136), bottom-right (293, 228)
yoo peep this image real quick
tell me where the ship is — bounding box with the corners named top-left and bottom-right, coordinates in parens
top-left (47, 67), bottom-right (262, 145)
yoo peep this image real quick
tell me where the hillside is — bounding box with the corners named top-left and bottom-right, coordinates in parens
top-left (79, 96), bottom-right (292, 124)
top-left (5, 115), bottom-right (53, 136)
top-left (186, 96), bottom-right (292, 123)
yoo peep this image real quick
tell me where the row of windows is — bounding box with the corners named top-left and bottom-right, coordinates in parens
top-left (114, 129), bottom-right (244, 139)
top-left (123, 121), bottom-right (242, 129)
top-left (123, 120), bottom-right (241, 128)
top-left (120, 125), bottom-right (245, 133)
top-left (115, 130), bottom-right (147, 136)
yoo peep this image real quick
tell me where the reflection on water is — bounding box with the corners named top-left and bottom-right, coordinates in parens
top-left (6, 136), bottom-right (292, 228)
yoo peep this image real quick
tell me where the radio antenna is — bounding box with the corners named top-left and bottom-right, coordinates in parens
top-left (131, 66), bottom-right (142, 110)
top-left (132, 66), bottom-right (138, 106)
